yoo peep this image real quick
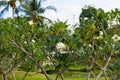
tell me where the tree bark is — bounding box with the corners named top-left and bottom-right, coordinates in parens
top-left (37, 62), bottom-right (52, 80)
top-left (103, 71), bottom-right (108, 80)
top-left (42, 47), bottom-right (64, 80)
top-left (22, 71), bottom-right (29, 80)
top-left (87, 57), bottom-right (96, 80)
top-left (12, 8), bottom-right (14, 19)
top-left (11, 71), bottom-right (16, 80)
top-left (55, 69), bottom-right (64, 80)
top-left (2, 74), bottom-right (6, 80)
top-left (87, 41), bottom-right (96, 80)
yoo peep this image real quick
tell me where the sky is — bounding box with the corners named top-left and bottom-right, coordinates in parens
top-left (42, 0), bottom-right (120, 24)
top-left (1, 0), bottom-right (120, 24)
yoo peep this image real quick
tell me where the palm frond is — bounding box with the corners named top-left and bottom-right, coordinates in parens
top-left (40, 15), bottom-right (52, 22)
top-left (18, 7), bottom-right (29, 15)
top-left (14, 8), bottom-right (19, 15)
top-left (18, 0), bottom-right (57, 21)
top-left (0, 1), bottom-right (8, 7)
top-left (18, 0), bottom-right (30, 13)
top-left (38, 0), bottom-right (42, 7)
top-left (0, 4), bottom-right (9, 17)
top-left (30, 0), bottom-right (37, 11)
top-left (45, 6), bottom-right (57, 12)
top-left (38, 0), bottom-right (46, 7)
top-left (38, 7), bottom-right (45, 14)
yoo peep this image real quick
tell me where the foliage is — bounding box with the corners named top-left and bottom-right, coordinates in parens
top-left (0, 2), bottom-right (120, 80)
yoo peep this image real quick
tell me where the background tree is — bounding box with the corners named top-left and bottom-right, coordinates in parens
top-left (18, 0), bottom-right (56, 25)
top-left (0, 0), bottom-right (17, 19)
top-left (79, 5), bottom-right (120, 80)
top-left (0, 18), bottom-right (23, 80)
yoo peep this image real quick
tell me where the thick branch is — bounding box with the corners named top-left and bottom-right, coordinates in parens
top-left (9, 38), bottom-right (32, 56)
top-left (95, 53), bottom-right (113, 80)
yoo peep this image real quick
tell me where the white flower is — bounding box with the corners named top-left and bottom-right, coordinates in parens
top-left (56, 42), bottom-right (66, 53)
top-left (97, 36), bottom-right (103, 39)
top-left (88, 44), bottom-right (92, 48)
top-left (25, 59), bottom-right (28, 61)
top-left (12, 55), bottom-right (15, 58)
top-left (112, 34), bottom-right (118, 39)
top-left (60, 51), bottom-right (67, 54)
top-left (56, 42), bottom-right (66, 49)
top-left (51, 52), bottom-right (56, 56)
top-left (112, 34), bottom-right (120, 42)
top-left (99, 47), bottom-right (103, 50)
top-left (99, 31), bottom-right (103, 36)
top-left (24, 41), bottom-right (27, 44)
top-left (108, 24), bottom-right (111, 29)
top-left (104, 41), bottom-right (108, 44)
top-left (84, 17), bottom-right (88, 20)
top-left (67, 27), bottom-right (75, 35)
top-left (28, 20), bottom-right (33, 25)
top-left (48, 62), bottom-right (52, 65)
top-left (112, 45), bottom-right (115, 48)
top-left (118, 36), bottom-right (120, 40)
top-left (42, 62), bottom-right (47, 66)
top-left (91, 17), bottom-right (94, 19)
top-left (32, 39), bottom-right (35, 43)
top-left (42, 62), bottom-right (53, 66)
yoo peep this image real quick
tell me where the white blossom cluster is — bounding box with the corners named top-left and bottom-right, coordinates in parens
top-left (56, 42), bottom-right (66, 53)
top-left (112, 34), bottom-right (120, 42)
top-left (28, 20), bottom-right (33, 25)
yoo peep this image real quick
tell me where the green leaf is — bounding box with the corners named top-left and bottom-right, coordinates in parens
top-left (114, 43), bottom-right (120, 51)
top-left (109, 59), bottom-right (120, 71)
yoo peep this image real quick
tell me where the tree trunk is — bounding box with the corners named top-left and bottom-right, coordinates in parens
top-left (87, 41), bottom-right (96, 80)
top-left (37, 62), bottom-right (52, 80)
top-left (87, 71), bottom-right (91, 80)
top-left (11, 71), bottom-right (16, 80)
top-left (60, 72), bottom-right (64, 80)
top-left (55, 69), bottom-right (64, 80)
top-left (42, 47), bottom-right (64, 80)
top-left (12, 8), bottom-right (14, 19)
top-left (0, 64), bottom-right (6, 80)
top-left (103, 71), bottom-right (108, 80)
top-left (22, 71), bottom-right (29, 80)
top-left (2, 74), bottom-right (6, 80)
